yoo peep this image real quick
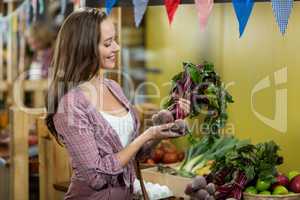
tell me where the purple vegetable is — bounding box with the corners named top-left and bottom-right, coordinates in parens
top-left (215, 171), bottom-right (248, 200)
top-left (152, 109), bottom-right (174, 125)
top-left (192, 176), bottom-right (207, 190)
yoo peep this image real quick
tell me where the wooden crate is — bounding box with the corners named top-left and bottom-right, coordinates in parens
top-left (141, 167), bottom-right (192, 198)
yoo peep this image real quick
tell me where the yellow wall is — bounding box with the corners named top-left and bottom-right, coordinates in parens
top-left (145, 3), bottom-right (300, 172)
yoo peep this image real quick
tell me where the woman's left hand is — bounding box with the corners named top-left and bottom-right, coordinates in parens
top-left (178, 98), bottom-right (191, 116)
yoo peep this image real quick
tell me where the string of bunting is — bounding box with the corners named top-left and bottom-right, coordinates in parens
top-left (0, 0), bottom-right (46, 44)
top-left (129, 0), bottom-right (294, 36)
top-left (0, 0), bottom-right (296, 40)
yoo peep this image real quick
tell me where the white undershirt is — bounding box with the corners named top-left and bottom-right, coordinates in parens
top-left (100, 111), bottom-right (134, 147)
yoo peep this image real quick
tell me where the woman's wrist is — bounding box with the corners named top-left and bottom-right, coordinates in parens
top-left (139, 130), bottom-right (153, 143)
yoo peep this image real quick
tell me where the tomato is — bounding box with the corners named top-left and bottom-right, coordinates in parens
top-left (151, 149), bottom-right (164, 163)
top-left (146, 159), bottom-right (155, 165)
top-left (162, 153), bottom-right (178, 164)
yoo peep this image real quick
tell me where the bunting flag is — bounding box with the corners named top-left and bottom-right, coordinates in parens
top-left (164, 0), bottom-right (181, 25)
top-left (80, 0), bottom-right (86, 7)
top-left (60, 0), bottom-right (67, 15)
top-left (0, 0), bottom-right (32, 42)
top-left (3, 20), bottom-right (8, 44)
top-left (133, 0), bottom-right (149, 27)
top-left (106, 0), bottom-right (118, 15)
top-left (195, 0), bottom-right (214, 31)
top-left (271, 0), bottom-right (293, 35)
top-left (32, 0), bottom-right (37, 21)
top-left (39, 0), bottom-right (45, 15)
top-left (26, 0), bottom-right (31, 28)
top-left (232, 0), bottom-right (254, 37)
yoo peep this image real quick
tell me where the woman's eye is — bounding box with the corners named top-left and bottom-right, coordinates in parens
top-left (104, 43), bottom-right (111, 47)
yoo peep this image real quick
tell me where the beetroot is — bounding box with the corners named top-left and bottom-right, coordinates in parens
top-left (170, 119), bottom-right (189, 135)
top-left (152, 109), bottom-right (174, 125)
top-left (206, 183), bottom-right (216, 195)
top-left (184, 183), bottom-right (194, 195)
top-left (192, 176), bottom-right (207, 190)
top-left (160, 119), bottom-right (189, 136)
top-left (290, 175), bottom-right (300, 193)
top-left (194, 189), bottom-right (209, 200)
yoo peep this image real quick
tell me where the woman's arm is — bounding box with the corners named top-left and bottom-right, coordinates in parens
top-left (116, 123), bottom-right (177, 166)
top-left (116, 132), bottom-right (152, 166)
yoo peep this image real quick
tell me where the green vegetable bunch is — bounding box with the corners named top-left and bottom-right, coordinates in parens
top-left (163, 61), bottom-right (233, 138)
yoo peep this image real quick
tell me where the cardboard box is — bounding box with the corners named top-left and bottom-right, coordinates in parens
top-left (141, 166), bottom-right (192, 198)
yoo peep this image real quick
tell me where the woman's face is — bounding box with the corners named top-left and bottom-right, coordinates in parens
top-left (99, 19), bottom-right (120, 69)
top-left (26, 35), bottom-right (43, 52)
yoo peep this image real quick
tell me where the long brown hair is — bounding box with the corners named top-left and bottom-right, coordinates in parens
top-left (45, 8), bottom-right (107, 144)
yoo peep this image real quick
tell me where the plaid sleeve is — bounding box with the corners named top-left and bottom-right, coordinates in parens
top-left (53, 94), bottom-right (123, 190)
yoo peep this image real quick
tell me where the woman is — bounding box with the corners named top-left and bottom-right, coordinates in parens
top-left (25, 21), bottom-right (55, 79)
top-left (45, 8), bottom-right (190, 200)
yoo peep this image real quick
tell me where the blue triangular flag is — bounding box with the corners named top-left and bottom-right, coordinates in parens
top-left (232, 0), bottom-right (254, 37)
top-left (133, 0), bottom-right (149, 27)
top-left (106, 0), bottom-right (118, 15)
top-left (271, 0), bottom-right (293, 35)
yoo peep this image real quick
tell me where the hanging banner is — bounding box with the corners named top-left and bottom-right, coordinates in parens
top-left (2, 19), bottom-right (8, 44)
top-left (61, 0), bottom-right (67, 15)
top-left (164, 0), bottom-right (181, 25)
top-left (26, 0), bottom-right (31, 28)
top-left (106, 0), bottom-right (118, 15)
top-left (32, 0), bottom-right (37, 21)
top-left (232, 0), bottom-right (254, 37)
top-left (80, 0), bottom-right (86, 8)
top-left (133, 0), bottom-right (149, 27)
top-left (195, 0), bottom-right (213, 31)
top-left (271, 0), bottom-right (293, 35)
top-left (39, 0), bottom-right (45, 15)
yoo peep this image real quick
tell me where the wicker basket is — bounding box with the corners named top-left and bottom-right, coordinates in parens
top-left (243, 192), bottom-right (300, 200)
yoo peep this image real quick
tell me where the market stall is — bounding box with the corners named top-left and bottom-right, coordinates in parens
top-left (1, 0), bottom-right (300, 199)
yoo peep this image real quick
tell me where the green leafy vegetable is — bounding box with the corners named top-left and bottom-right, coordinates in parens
top-left (163, 61), bottom-right (234, 139)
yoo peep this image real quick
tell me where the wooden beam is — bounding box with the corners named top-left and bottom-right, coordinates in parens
top-left (0, 81), bottom-right (9, 91)
top-left (9, 107), bottom-right (29, 200)
top-left (87, 0), bottom-right (300, 7)
top-left (23, 80), bottom-right (49, 91)
top-left (0, 26), bottom-right (3, 82)
top-left (37, 116), bottom-right (71, 200)
top-left (37, 117), bottom-right (56, 200)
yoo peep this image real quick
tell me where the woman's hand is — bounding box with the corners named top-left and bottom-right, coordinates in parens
top-left (178, 98), bottom-right (191, 116)
top-left (144, 123), bottom-right (180, 140)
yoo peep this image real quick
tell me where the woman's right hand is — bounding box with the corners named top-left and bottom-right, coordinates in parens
top-left (144, 123), bottom-right (180, 140)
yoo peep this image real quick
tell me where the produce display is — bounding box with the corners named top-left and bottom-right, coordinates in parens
top-left (243, 171), bottom-right (300, 195)
top-left (141, 61), bottom-right (300, 200)
top-left (144, 140), bottom-right (185, 165)
top-left (181, 139), bottom-right (300, 200)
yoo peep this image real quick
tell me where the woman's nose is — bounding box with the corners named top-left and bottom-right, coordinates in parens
top-left (113, 41), bottom-right (120, 52)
